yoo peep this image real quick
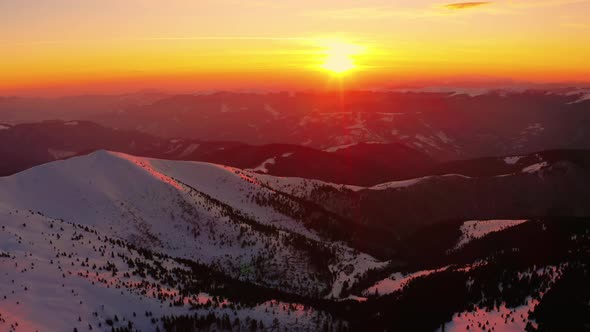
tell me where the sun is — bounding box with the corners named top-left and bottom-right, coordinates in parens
top-left (323, 54), bottom-right (355, 74)
top-left (319, 40), bottom-right (363, 75)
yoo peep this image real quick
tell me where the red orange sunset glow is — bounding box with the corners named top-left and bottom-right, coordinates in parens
top-left (1, 0), bottom-right (590, 95)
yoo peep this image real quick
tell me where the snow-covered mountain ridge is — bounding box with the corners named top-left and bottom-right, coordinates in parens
top-left (0, 151), bottom-right (386, 298)
top-left (1, 151), bottom-right (589, 331)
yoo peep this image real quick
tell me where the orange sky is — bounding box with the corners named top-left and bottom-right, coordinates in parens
top-left (1, 0), bottom-right (590, 95)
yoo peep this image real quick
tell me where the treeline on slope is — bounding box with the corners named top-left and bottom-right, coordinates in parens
top-left (38, 210), bottom-right (589, 331)
top-left (153, 217), bottom-right (590, 331)
top-left (401, 217), bottom-right (590, 270)
top-left (528, 263), bottom-right (590, 331)
top-left (341, 217), bottom-right (590, 331)
top-left (252, 187), bottom-right (400, 260)
top-left (305, 160), bottom-right (590, 236)
top-left (32, 210), bottom-right (353, 331)
top-left (174, 177), bottom-right (337, 290)
top-left (161, 312), bottom-right (350, 332)
top-left (349, 217), bottom-right (589, 298)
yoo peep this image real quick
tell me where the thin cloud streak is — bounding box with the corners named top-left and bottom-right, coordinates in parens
top-left (137, 36), bottom-right (309, 41)
top-left (0, 36), bottom-right (313, 47)
top-left (304, 0), bottom-right (585, 21)
top-left (444, 2), bottom-right (492, 10)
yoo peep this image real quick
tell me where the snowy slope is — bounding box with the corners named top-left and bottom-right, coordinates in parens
top-left (363, 267), bottom-right (450, 297)
top-left (0, 204), bottom-right (336, 331)
top-left (438, 266), bottom-right (564, 332)
top-left (0, 151), bottom-right (385, 298)
top-left (453, 220), bottom-right (529, 250)
top-left (0, 151), bottom-right (587, 331)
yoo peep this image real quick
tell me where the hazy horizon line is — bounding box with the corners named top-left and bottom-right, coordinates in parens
top-left (3, 81), bottom-right (590, 99)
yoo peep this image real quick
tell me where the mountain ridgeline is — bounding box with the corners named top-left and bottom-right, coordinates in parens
top-left (0, 149), bottom-right (589, 331)
top-left (0, 89), bottom-right (589, 331)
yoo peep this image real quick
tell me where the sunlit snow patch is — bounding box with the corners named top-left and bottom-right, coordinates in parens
top-left (504, 156), bottom-right (523, 165)
top-left (367, 174), bottom-right (471, 191)
top-left (363, 266), bottom-right (450, 296)
top-left (522, 162), bottom-right (549, 173)
top-left (438, 300), bottom-right (538, 332)
top-left (453, 220), bottom-right (528, 250)
top-left (248, 157), bottom-right (276, 173)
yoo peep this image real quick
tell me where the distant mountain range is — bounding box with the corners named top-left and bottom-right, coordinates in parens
top-left (3, 120), bottom-right (590, 186)
top-left (0, 120), bottom-right (434, 185)
top-left (2, 89), bottom-right (589, 160)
